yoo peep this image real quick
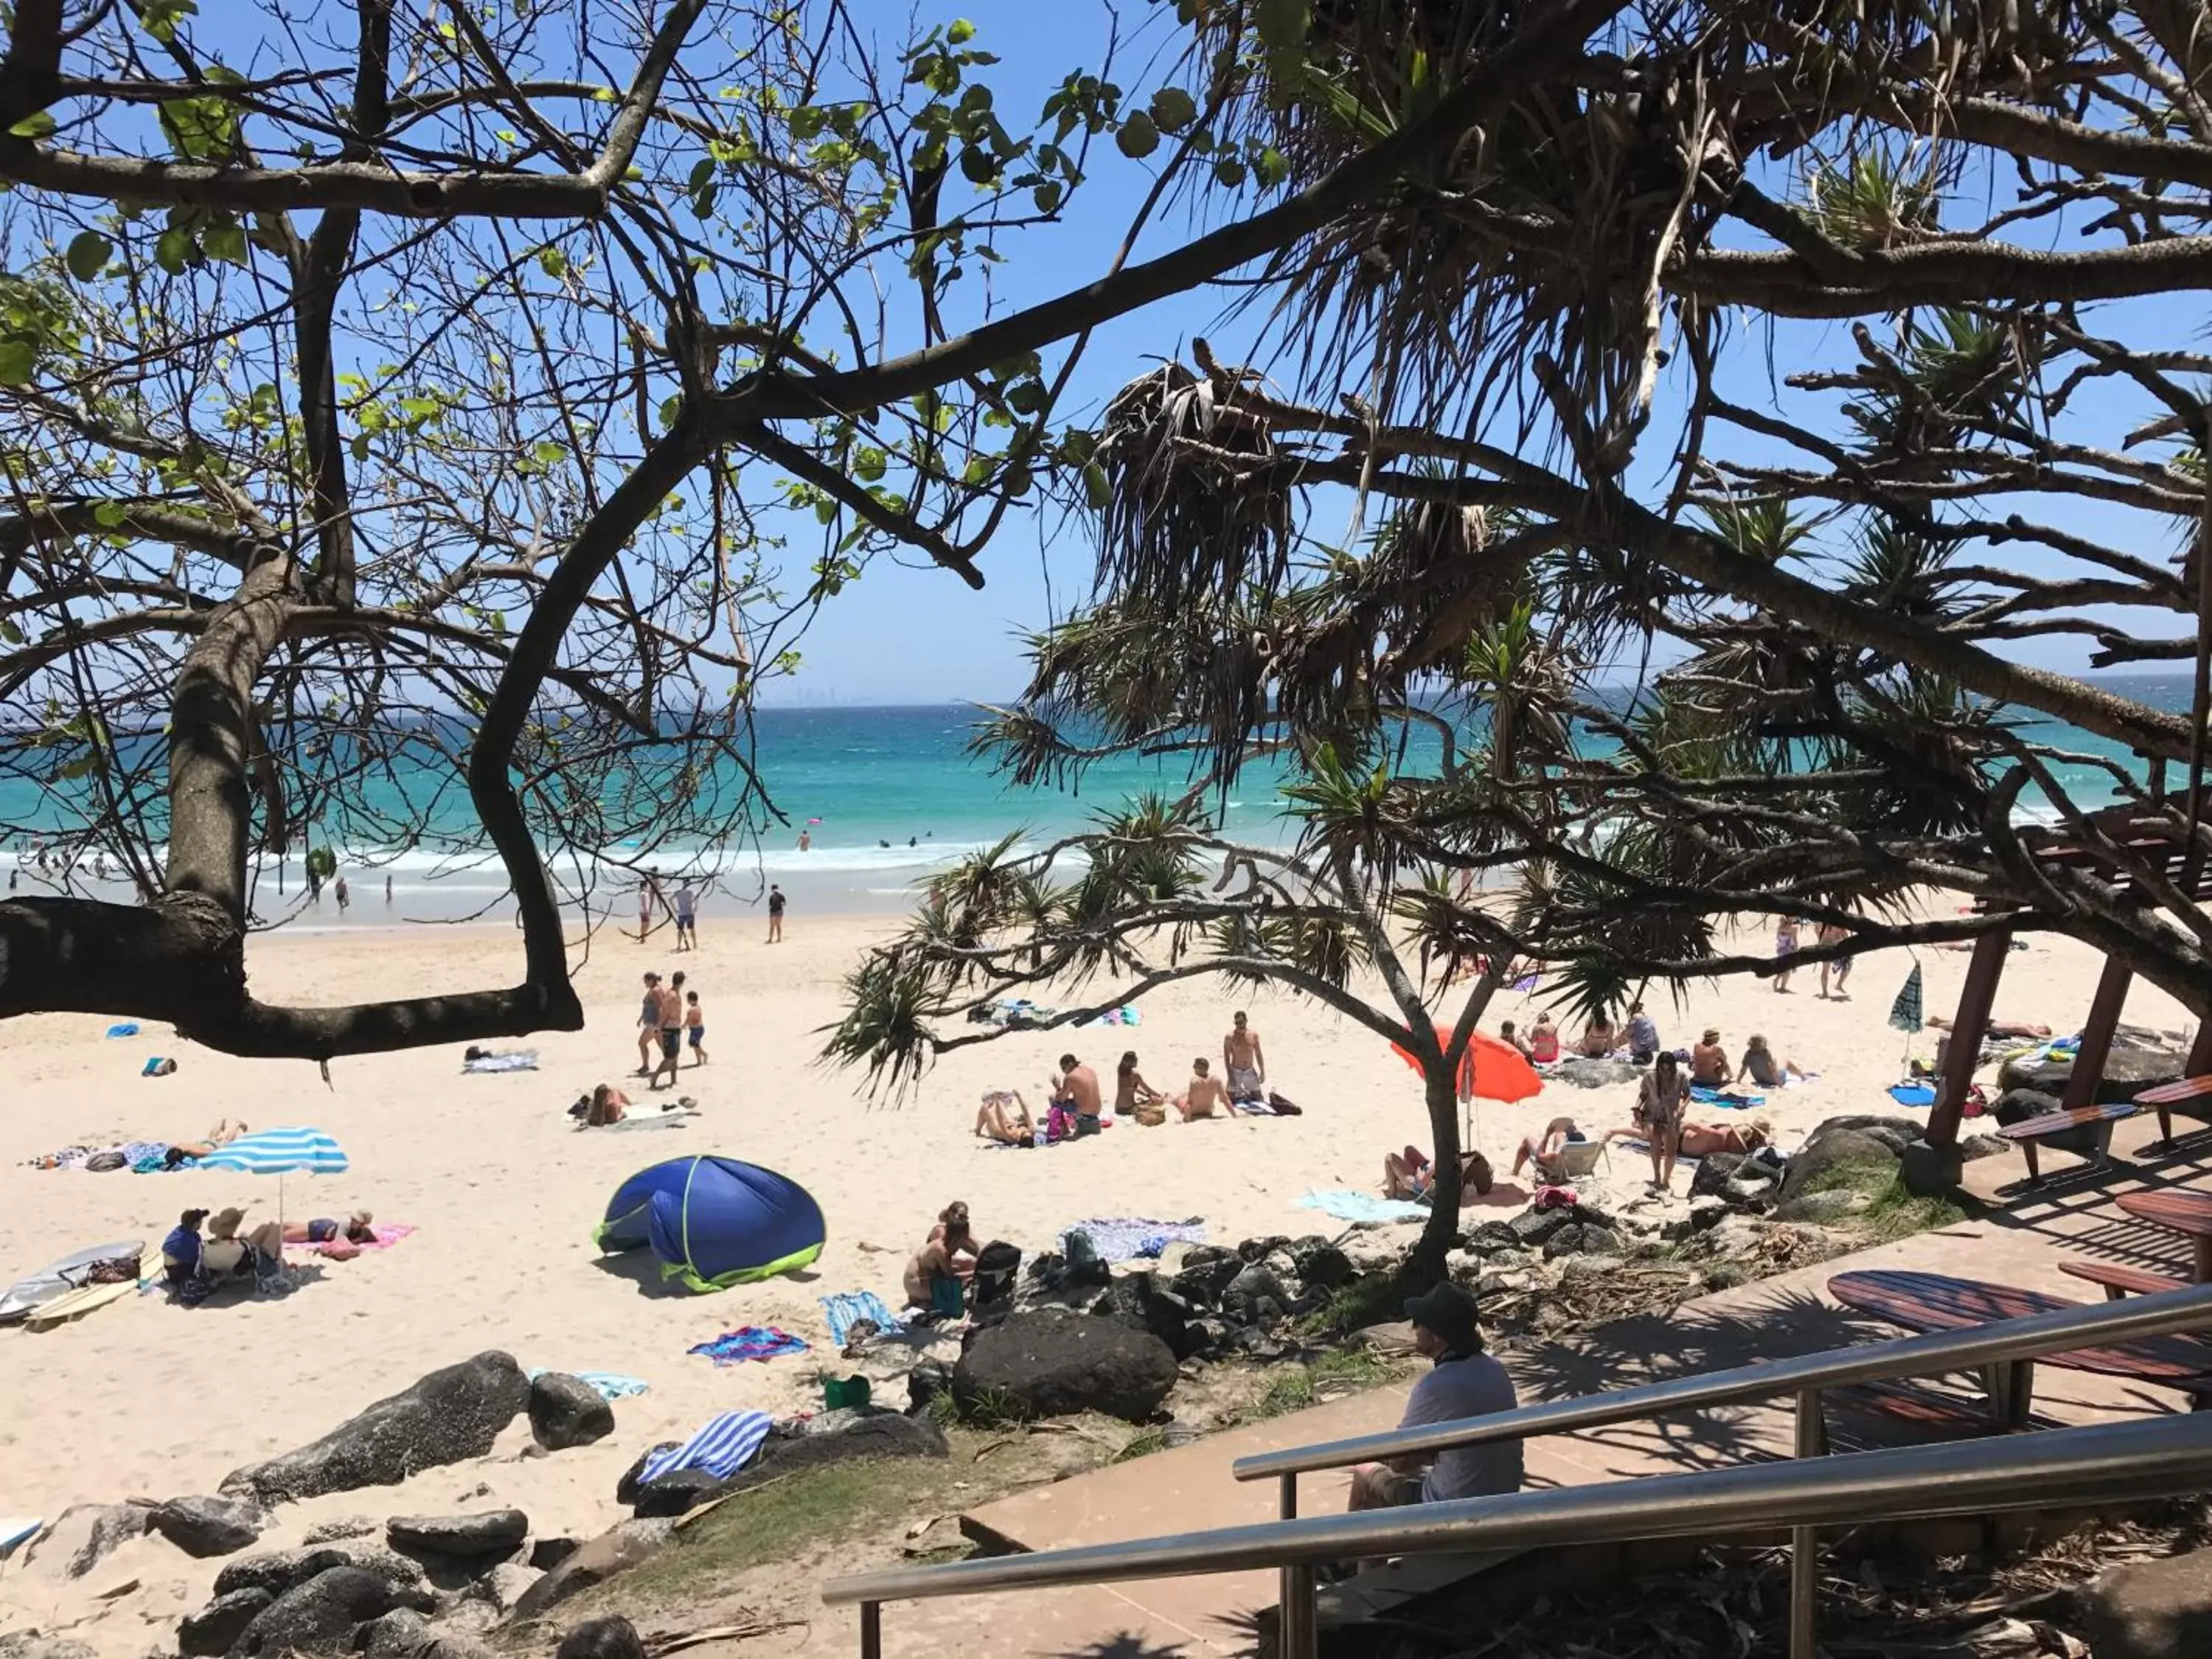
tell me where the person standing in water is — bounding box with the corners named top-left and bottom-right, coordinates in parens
top-left (335, 874), bottom-right (349, 915)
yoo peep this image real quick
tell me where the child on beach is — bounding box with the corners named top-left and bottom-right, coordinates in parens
top-left (686, 990), bottom-right (708, 1065)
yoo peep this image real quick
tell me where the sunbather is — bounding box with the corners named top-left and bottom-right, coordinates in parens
top-left (1527, 1012), bottom-right (1560, 1063)
top-left (1739, 1035), bottom-right (1804, 1089)
top-left (1511, 1116), bottom-right (1587, 1181)
top-left (1575, 1015), bottom-right (1615, 1058)
top-left (200, 1207), bottom-right (283, 1279)
top-left (905, 1202), bottom-right (978, 1312)
top-left (1114, 1052), bottom-right (1163, 1115)
top-left (975, 1089), bottom-right (1035, 1146)
top-left (1929, 1015), bottom-right (2053, 1040)
top-left (1690, 1029), bottom-right (1733, 1088)
top-left (278, 1211), bottom-right (375, 1246)
top-left (162, 1119), bottom-right (247, 1164)
top-left (1175, 1057), bottom-right (1228, 1121)
top-left (1604, 1116), bottom-right (1770, 1159)
top-left (1383, 1145), bottom-right (1496, 1203)
top-left (585, 1084), bottom-right (633, 1126)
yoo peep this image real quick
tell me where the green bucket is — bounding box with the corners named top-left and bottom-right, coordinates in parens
top-left (824, 1374), bottom-right (872, 1411)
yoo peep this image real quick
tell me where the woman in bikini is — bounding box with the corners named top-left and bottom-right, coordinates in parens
top-left (975, 1089), bottom-right (1035, 1146)
top-left (1114, 1051), bottom-right (1164, 1116)
top-left (1528, 1012), bottom-right (1561, 1064)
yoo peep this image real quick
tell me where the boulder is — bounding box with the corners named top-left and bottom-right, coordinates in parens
top-left (1461, 1220), bottom-right (1522, 1255)
top-left (1773, 1189), bottom-right (1867, 1224)
top-left (1688, 1152), bottom-right (1748, 1198)
top-left (1960, 1133), bottom-right (2009, 1162)
top-left (179, 1587), bottom-right (276, 1657)
top-left (953, 1307), bottom-right (1177, 1422)
top-left (462, 1562), bottom-right (541, 1615)
top-left (1994, 1087), bottom-right (2064, 1127)
top-left (356, 1609), bottom-right (434, 1659)
top-left (1776, 1127), bottom-right (1902, 1203)
top-left (1661, 1197), bottom-right (1728, 1240)
top-left (1507, 1206), bottom-right (1576, 1249)
top-left (555, 1617), bottom-right (650, 1659)
top-left (1236, 1235), bottom-right (1293, 1263)
top-left (1803, 1115), bottom-right (1925, 1155)
top-left (1548, 1058), bottom-right (1643, 1089)
top-left (728, 1410), bottom-right (947, 1494)
top-left (509, 1520), bottom-right (672, 1622)
top-left (1289, 1239), bottom-right (1354, 1291)
top-left (1093, 1272), bottom-right (1200, 1359)
top-left (18, 1501), bottom-right (150, 1580)
top-left (0, 1638), bottom-right (96, 1659)
top-left (529, 1538), bottom-right (582, 1573)
top-left (1168, 1250), bottom-right (1243, 1308)
top-left (1721, 1175), bottom-right (1778, 1214)
top-left (1543, 1224), bottom-right (1624, 1259)
top-left (613, 1444), bottom-right (680, 1507)
top-left (907, 1358), bottom-right (953, 1411)
top-left (2080, 1545), bottom-right (2212, 1659)
top-left (221, 1352), bottom-right (529, 1506)
top-left (1220, 1263), bottom-right (1290, 1321)
top-left (527, 1373), bottom-right (615, 1452)
top-left (630, 1470), bottom-right (727, 1520)
top-left (301, 1516), bottom-right (379, 1545)
top-left (386, 1512), bottom-right (529, 1558)
top-left (1998, 1032), bottom-right (2186, 1103)
top-left (232, 1565), bottom-right (435, 1659)
top-left (150, 1494), bottom-right (271, 1558)
top-left (215, 1545), bottom-right (424, 1599)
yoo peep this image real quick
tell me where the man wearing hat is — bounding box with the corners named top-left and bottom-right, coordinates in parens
top-left (1349, 1280), bottom-right (1521, 1509)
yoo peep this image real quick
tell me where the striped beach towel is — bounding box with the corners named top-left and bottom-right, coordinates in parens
top-left (820, 1290), bottom-right (898, 1348)
top-left (639, 1410), bottom-right (773, 1484)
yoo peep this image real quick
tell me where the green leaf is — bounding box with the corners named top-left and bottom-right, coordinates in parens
top-left (538, 246), bottom-right (567, 277)
top-left (947, 18), bottom-right (977, 44)
top-left (959, 145), bottom-right (997, 184)
top-left (65, 231), bottom-right (112, 282)
top-left (1116, 112), bottom-right (1160, 159)
top-left (1150, 87), bottom-right (1197, 133)
top-left (1032, 180), bottom-right (1063, 213)
top-left (137, 0), bottom-right (200, 44)
top-left (1254, 145), bottom-right (1290, 187)
top-left (153, 225), bottom-right (195, 274)
top-left (0, 339), bottom-right (38, 383)
top-left (1212, 155), bottom-right (1248, 188)
top-left (93, 500), bottom-right (130, 527)
top-left (156, 89), bottom-right (239, 162)
top-left (1082, 460), bottom-right (1110, 511)
top-left (854, 446), bottom-right (888, 482)
top-left (201, 220), bottom-right (248, 265)
top-left (7, 111), bottom-right (57, 140)
top-left (1255, 0), bottom-right (1309, 49)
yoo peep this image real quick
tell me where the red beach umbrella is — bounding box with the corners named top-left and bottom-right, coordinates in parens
top-left (1389, 1025), bottom-right (1543, 1152)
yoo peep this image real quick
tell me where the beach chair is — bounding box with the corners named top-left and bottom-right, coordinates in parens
top-left (1538, 1139), bottom-right (1609, 1182)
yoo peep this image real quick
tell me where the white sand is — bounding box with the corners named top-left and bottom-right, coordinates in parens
top-left (0, 908), bottom-right (2196, 1644)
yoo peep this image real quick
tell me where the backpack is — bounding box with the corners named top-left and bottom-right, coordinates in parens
top-left (971, 1240), bottom-right (1022, 1307)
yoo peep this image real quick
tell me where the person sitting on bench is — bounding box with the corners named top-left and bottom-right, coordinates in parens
top-left (1349, 1282), bottom-right (1520, 1509)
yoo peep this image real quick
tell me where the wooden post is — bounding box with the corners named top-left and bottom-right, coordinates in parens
top-left (1927, 923), bottom-right (2013, 1147)
top-left (2062, 956), bottom-right (2135, 1110)
top-left (2189, 1020), bottom-right (2212, 1076)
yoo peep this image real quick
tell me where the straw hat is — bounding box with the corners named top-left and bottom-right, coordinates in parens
top-left (209, 1206), bottom-right (248, 1238)
top-left (348, 1209), bottom-right (374, 1229)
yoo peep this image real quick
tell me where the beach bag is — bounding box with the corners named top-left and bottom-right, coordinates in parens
top-left (823, 1375), bottom-right (872, 1411)
top-left (971, 1240), bottom-right (1021, 1307)
top-left (928, 1274), bottom-right (966, 1320)
top-left (1267, 1091), bottom-right (1302, 1116)
top-left (86, 1253), bottom-right (140, 1284)
top-left (84, 1150), bottom-right (126, 1172)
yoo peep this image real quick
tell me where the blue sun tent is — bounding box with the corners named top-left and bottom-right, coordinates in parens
top-left (595, 1155), bottom-right (825, 1292)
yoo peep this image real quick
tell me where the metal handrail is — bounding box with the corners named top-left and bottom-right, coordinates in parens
top-left (822, 1280), bottom-right (2212, 1659)
top-left (1233, 1277), bottom-right (2212, 1481)
top-left (824, 1410), bottom-right (2212, 1605)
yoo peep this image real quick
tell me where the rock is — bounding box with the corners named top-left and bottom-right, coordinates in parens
top-left (1662, 1197), bottom-right (1728, 1240)
top-left (463, 1562), bottom-right (541, 1615)
top-left (356, 1608), bottom-right (434, 1659)
top-left (730, 1410), bottom-right (947, 1493)
top-left (1960, 1133), bottom-right (2008, 1162)
top-left (630, 1470), bottom-right (727, 1519)
top-left (179, 1587), bottom-right (276, 1656)
top-left (527, 1373), bottom-right (616, 1452)
top-left (529, 1538), bottom-right (581, 1573)
top-left (1548, 1058), bottom-right (1643, 1088)
top-left (509, 1520), bottom-right (672, 1622)
top-left (2080, 1545), bottom-right (2212, 1659)
top-left (1773, 1189), bottom-right (1867, 1224)
top-left (1237, 1235), bottom-right (1292, 1263)
top-left (386, 1512), bottom-right (529, 1558)
top-left (556, 1616), bottom-right (649, 1659)
top-left (1776, 1127), bottom-right (1902, 1203)
top-left (222, 1352), bottom-right (529, 1506)
top-left (1093, 1272), bottom-right (1200, 1359)
top-left (1478, 1245), bottom-right (1533, 1270)
top-left (1220, 1263), bottom-right (1290, 1321)
top-left (150, 1494), bottom-right (270, 1558)
top-left (0, 1638), bottom-right (97, 1659)
top-left (614, 1444), bottom-right (680, 1507)
top-left (1559, 1253), bottom-right (1628, 1283)
top-left (1168, 1251), bottom-right (1243, 1308)
top-left (1477, 1265), bottom-right (1537, 1298)
top-left (18, 1501), bottom-right (151, 1580)
top-left (1994, 1086), bottom-right (2065, 1127)
top-left (1999, 1032), bottom-right (2186, 1102)
top-left (1289, 1239), bottom-right (1353, 1290)
top-left (1461, 1220), bottom-right (1522, 1255)
top-left (301, 1516), bottom-right (380, 1545)
top-left (232, 1565), bottom-right (434, 1659)
top-left (1507, 1207), bottom-right (1576, 1249)
top-left (1721, 1175), bottom-right (1778, 1214)
top-left (1804, 1115), bottom-right (1926, 1155)
top-left (907, 1357), bottom-right (953, 1411)
top-left (215, 1545), bottom-right (421, 1599)
top-left (1688, 1152), bottom-right (1748, 1197)
top-left (1544, 1224), bottom-right (1623, 1259)
top-left (953, 1307), bottom-right (1177, 1422)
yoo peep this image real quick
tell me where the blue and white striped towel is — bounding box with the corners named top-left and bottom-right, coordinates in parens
top-left (640, 1411), bottom-right (773, 1484)
top-left (819, 1290), bottom-right (898, 1348)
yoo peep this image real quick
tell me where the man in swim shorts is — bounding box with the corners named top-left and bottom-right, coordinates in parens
top-left (1222, 1009), bottom-right (1266, 1101)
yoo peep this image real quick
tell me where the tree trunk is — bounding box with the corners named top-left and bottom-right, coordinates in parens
top-left (1408, 1063), bottom-right (1464, 1284)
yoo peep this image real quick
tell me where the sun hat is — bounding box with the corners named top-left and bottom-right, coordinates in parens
top-left (1403, 1280), bottom-right (1484, 1352)
top-left (348, 1209), bottom-right (374, 1229)
top-left (209, 1206), bottom-right (248, 1238)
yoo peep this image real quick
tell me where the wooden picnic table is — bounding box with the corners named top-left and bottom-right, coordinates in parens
top-left (2117, 1190), bottom-right (2212, 1283)
top-left (1828, 1269), bottom-right (2212, 1425)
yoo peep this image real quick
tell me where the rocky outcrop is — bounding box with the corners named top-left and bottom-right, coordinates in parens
top-left (215, 1544), bottom-right (422, 1599)
top-left (230, 1565), bottom-right (435, 1658)
top-left (18, 1502), bottom-right (151, 1580)
top-left (527, 1374), bottom-right (615, 1452)
top-left (508, 1520), bottom-right (672, 1621)
top-left (222, 1353), bottom-right (529, 1505)
top-left (1777, 1126), bottom-right (1900, 1203)
top-left (1998, 1032), bottom-right (2187, 1103)
top-left (2081, 1545), bottom-right (2212, 1659)
top-left (386, 1512), bottom-right (529, 1559)
top-left (150, 1494), bottom-right (271, 1558)
top-left (178, 1589), bottom-right (275, 1656)
top-left (953, 1307), bottom-right (1176, 1422)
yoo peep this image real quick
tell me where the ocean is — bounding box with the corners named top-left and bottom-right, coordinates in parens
top-left (2, 673), bottom-right (2199, 923)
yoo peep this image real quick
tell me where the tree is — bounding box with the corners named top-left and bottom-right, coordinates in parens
top-left (0, 0), bottom-right (1620, 1056)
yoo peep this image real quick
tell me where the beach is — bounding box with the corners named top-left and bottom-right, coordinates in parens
top-left (0, 902), bottom-right (2198, 1648)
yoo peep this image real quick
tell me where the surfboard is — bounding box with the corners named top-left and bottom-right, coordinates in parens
top-left (22, 1278), bottom-right (136, 1330)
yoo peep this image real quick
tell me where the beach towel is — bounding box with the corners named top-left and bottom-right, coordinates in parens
top-left (105, 1023), bottom-right (139, 1039)
top-left (462, 1050), bottom-right (538, 1074)
top-left (639, 1410), bottom-right (773, 1484)
top-left (1888, 1082), bottom-right (1937, 1107)
top-left (142, 1057), bottom-right (175, 1077)
top-left (688, 1325), bottom-right (809, 1366)
top-left (1689, 1085), bottom-right (1765, 1109)
top-left (820, 1290), bottom-right (900, 1348)
top-left (527, 1368), bottom-right (650, 1402)
top-left (1296, 1189), bottom-right (1429, 1225)
top-left (1061, 1217), bottom-right (1206, 1263)
top-left (0, 1517), bottom-right (41, 1559)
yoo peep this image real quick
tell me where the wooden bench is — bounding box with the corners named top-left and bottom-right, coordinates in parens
top-left (2057, 1259), bottom-right (2191, 1301)
top-left (2118, 1189), bottom-right (2212, 1284)
top-left (2135, 1075), bottom-right (2212, 1147)
top-left (1997, 1101), bottom-right (2140, 1183)
top-left (1821, 1379), bottom-right (2008, 1450)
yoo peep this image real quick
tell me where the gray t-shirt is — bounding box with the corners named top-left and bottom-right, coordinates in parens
top-left (1400, 1351), bottom-right (1522, 1500)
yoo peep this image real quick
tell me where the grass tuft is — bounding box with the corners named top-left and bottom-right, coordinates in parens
top-left (1250, 1349), bottom-right (1397, 1420)
top-left (1802, 1156), bottom-right (1973, 1242)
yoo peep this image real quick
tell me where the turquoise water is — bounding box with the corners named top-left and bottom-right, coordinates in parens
top-left (2, 674), bottom-right (2198, 917)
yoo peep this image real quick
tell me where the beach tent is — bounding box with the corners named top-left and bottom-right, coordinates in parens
top-left (595, 1155), bottom-right (824, 1292)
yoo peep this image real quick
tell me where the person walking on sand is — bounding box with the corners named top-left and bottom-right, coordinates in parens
top-left (648, 973), bottom-right (686, 1089)
top-left (635, 973), bottom-right (662, 1074)
top-left (335, 874), bottom-right (349, 916)
top-left (685, 989), bottom-right (708, 1066)
top-left (1772, 916), bottom-right (1801, 992)
top-left (674, 881), bottom-right (698, 951)
top-left (1818, 917), bottom-right (1853, 999)
top-left (1223, 1010), bottom-right (1266, 1100)
top-left (766, 882), bottom-right (785, 943)
top-left (1175, 1057), bottom-right (1228, 1121)
top-left (636, 877), bottom-right (654, 942)
top-left (1638, 1051), bottom-right (1689, 1193)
